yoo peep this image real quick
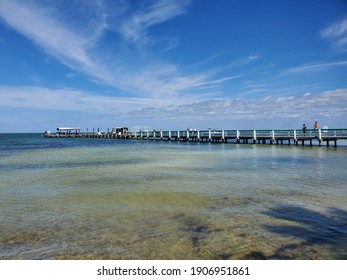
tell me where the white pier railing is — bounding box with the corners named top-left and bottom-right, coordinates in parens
top-left (45, 128), bottom-right (347, 147)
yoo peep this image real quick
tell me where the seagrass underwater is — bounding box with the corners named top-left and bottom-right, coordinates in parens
top-left (0, 133), bottom-right (346, 260)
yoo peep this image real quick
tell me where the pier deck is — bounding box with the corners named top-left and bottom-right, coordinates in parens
top-left (44, 128), bottom-right (347, 147)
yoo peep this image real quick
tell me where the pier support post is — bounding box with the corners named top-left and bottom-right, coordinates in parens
top-left (293, 130), bottom-right (297, 146)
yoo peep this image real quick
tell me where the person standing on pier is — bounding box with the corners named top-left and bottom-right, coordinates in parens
top-left (314, 121), bottom-right (318, 137)
top-left (302, 124), bottom-right (307, 136)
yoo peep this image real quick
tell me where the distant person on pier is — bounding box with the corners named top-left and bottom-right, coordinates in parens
top-left (314, 121), bottom-right (318, 137)
top-left (302, 124), bottom-right (307, 136)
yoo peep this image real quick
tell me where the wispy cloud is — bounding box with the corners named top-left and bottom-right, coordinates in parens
top-left (0, 0), bottom-right (101, 74)
top-left (121, 89), bottom-right (347, 129)
top-left (279, 61), bottom-right (347, 76)
top-left (3, 86), bottom-right (346, 125)
top-left (119, 0), bottom-right (191, 44)
top-left (0, 0), bottom-right (228, 100)
top-left (0, 85), bottom-right (205, 114)
top-left (126, 89), bottom-right (347, 124)
top-left (321, 17), bottom-right (347, 52)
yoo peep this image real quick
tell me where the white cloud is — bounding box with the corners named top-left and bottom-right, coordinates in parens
top-left (279, 61), bottom-right (347, 76)
top-left (321, 17), bottom-right (347, 52)
top-left (3, 86), bottom-right (345, 126)
top-left (127, 89), bottom-right (347, 123)
top-left (0, 85), bottom-right (203, 114)
top-left (0, 0), bottom-right (100, 74)
top-left (0, 0), bottom-right (227, 100)
top-left (119, 0), bottom-right (191, 44)
top-left (0, 86), bottom-right (139, 113)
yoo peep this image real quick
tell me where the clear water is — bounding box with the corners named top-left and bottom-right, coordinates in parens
top-left (0, 134), bottom-right (346, 260)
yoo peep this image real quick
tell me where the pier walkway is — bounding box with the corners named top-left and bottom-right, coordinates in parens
top-left (44, 128), bottom-right (347, 147)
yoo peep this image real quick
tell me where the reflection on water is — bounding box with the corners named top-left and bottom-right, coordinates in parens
top-left (0, 135), bottom-right (346, 259)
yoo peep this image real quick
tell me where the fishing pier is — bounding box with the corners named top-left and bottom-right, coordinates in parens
top-left (44, 127), bottom-right (347, 148)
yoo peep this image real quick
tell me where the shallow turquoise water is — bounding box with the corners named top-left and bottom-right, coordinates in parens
top-left (0, 134), bottom-right (346, 259)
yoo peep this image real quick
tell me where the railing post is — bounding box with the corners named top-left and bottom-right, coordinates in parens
top-left (197, 130), bottom-right (200, 141)
top-left (169, 131), bottom-right (171, 139)
top-left (177, 130), bottom-right (180, 140)
top-left (222, 130), bottom-right (225, 142)
top-left (187, 130), bottom-right (189, 139)
top-left (208, 129), bottom-right (211, 141)
top-left (272, 130), bottom-right (275, 141)
top-left (318, 129), bottom-right (322, 141)
top-left (293, 129), bottom-right (297, 144)
top-left (253, 130), bottom-right (257, 141)
top-left (237, 130), bottom-right (240, 142)
top-left (160, 130), bottom-right (163, 139)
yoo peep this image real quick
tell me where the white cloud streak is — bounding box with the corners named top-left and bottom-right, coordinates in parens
top-left (126, 89), bottom-right (347, 123)
top-left (321, 17), bottom-right (347, 52)
top-left (119, 0), bottom-right (191, 43)
top-left (0, 85), bottom-right (206, 115)
top-left (0, 0), bottom-right (102, 78)
top-left (0, 0), bottom-right (226, 100)
top-left (2, 86), bottom-right (346, 123)
top-left (278, 61), bottom-right (347, 76)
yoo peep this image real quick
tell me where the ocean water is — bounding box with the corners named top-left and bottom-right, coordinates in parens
top-left (0, 133), bottom-right (346, 260)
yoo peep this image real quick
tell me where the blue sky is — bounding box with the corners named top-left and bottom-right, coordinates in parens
top-left (0, 0), bottom-right (346, 132)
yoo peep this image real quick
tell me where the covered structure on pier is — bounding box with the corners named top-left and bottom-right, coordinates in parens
top-left (112, 127), bottom-right (128, 136)
top-left (56, 127), bottom-right (80, 135)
